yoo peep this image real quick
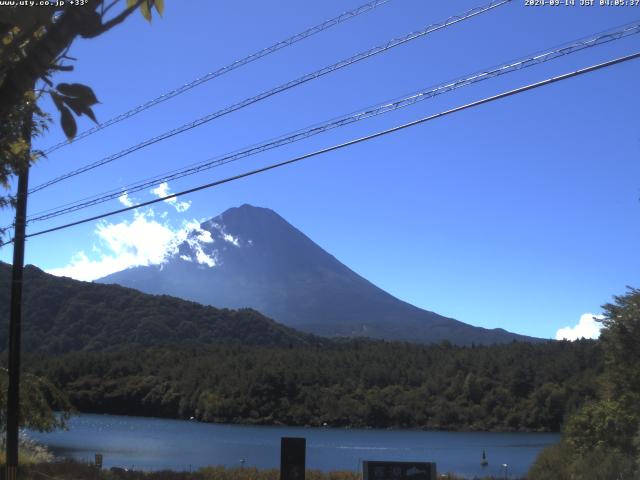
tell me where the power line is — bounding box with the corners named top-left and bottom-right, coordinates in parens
top-left (7, 49), bottom-right (636, 246)
top-left (23, 21), bottom-right (640, 225)
top-left (29, 0), bottom-right (511, 195)
top-left (40, 0), bottom-right (394, 155)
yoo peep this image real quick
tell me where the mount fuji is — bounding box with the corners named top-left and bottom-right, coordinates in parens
top-left (97, 204), bottom-right (538, 345)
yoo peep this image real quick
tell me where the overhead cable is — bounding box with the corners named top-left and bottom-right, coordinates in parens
top-left (6, 49), bottom-right (635, 246)
top-left (29, 0), bottom-right (511, 194)
top-left (24, 21), bottom-right (640, 224)
top-left (40, 0), bottom-right (394, 155)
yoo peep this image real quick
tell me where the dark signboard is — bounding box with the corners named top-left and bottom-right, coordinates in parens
top-left (280, 437), bottom-right (306, 480)
top-left (363, 461), bottom-right (437, 480)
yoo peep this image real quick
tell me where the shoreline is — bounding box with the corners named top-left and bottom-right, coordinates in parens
top-left (56, 409), bottom-right (561, 435)
top-left (28, 412), bottom-right (557, 478)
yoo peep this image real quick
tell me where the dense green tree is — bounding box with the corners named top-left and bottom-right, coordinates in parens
top-left (0, 368), bottom-right (70, 432)
top-left (600, 288), bottom-right (640, 402)
top-left (529, 288), bottom-right (640, 479)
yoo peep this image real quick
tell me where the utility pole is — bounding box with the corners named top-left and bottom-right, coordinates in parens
top-left (5, 113), bottom-right (32, 480)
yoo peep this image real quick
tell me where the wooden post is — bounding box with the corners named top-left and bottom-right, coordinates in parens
top-left (280, 437), bottom-right (305, 480)
top-left (5, 114), bottom-right (31, 480)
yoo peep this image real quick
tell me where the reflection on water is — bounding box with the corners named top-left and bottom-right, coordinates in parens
top-left (27, 413), bottom-right (559, 477)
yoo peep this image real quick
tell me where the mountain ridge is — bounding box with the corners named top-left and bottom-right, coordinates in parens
top-left (0, 261), bottom-right (320, 353)
top-left (98, 204), bottom-right (540, 345)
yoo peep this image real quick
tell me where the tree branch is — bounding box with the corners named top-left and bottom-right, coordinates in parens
top-left (0, 0), bottom-right (142, 119)
top-left (83, 0), bottom-right (143, 38)
top-left (0, 4), bottom-right (100, 118)
top-left (101, 0), bottom-right (121, 17)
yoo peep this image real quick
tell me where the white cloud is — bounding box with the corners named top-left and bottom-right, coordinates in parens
top-left (175, 202), bottom-right (191, 213)
top-left (118, 192), bottom-right (135, 208)
top-left (223, 233), bottom-right (240, 247)
top-left (150, 183), bottom-right (170, 198)
top-left (210, 221), bottom-right (240, 247)
top-left (150, 182), bottom-right (191, 212)
top-left (179, 221), bottom-right (217, 267)
top-left (47, 210), bottom-right (216, 281)
top-left (555, 313), bottom-right (604, 341)
top-left (97, 211), bottom-right (174, 262)
top-left (194, 247), bottom-right (216, 267)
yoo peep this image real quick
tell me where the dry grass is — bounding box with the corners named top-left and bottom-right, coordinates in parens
top-left (0, 436), bottom-right (54, 466)
top-left (4, 462), bottom-right (361, 480)
top-left (1, 460), bottom-right (524, 480)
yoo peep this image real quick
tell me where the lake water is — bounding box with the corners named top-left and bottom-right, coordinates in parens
top-left (27, 414), bottom-right (559, 478)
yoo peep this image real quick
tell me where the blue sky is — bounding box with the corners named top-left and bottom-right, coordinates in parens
top-left (1, 0), bottom-right (639, 340)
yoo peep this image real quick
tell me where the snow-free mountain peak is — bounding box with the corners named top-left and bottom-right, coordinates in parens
top-left (98, 205), bottom-right (539, 345)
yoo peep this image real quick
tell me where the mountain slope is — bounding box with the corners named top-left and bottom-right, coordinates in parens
top-left (0, 262), bottom-right (319, 353)
top-left (99, 204), bottom-right (539, 345)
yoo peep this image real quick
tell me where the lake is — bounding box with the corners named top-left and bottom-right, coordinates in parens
top-left (27, 414), bottom-right (559, 478)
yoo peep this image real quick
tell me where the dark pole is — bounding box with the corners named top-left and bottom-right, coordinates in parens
top-left (5, 114), bottom-right (31, 480)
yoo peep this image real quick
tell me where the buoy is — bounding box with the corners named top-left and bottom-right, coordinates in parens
top-left (480, 449), bottom-right (488, 467)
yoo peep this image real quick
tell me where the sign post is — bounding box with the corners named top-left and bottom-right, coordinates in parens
top-left (362, 461), bottom-right (437, 480)
top-left (280, 437), bottom-right (306, 480)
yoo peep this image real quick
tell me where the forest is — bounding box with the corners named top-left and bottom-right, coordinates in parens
top-left (1, 272), bottom-right (637, 478)
top-left (26, 339), bottom-right (601, 432)
top-left (0, 262), bottom-right (603, 434)
top-left (3, 264), bottom-right (638, 477)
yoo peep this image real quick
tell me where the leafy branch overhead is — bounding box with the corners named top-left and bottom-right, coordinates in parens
top-left (50, 83), bottom-right (99, 140)
top-left (0, 0), bottom-right (164, 137)
top-left (0, 0), bottom-right (164, 228)
top-left (42, 1), bottom-right (163, 139)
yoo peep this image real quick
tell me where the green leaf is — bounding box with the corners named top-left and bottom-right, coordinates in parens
top-left (56, 83), bottom-right (99, 105)
top-left (140, 1), bottom-right (152, 21)
top-left (60, 106), bottom-right (77, 140)
top-left (61, 96), bottom-right (99, 124)
top-left (84, 107), bottom-right (98, 124)
top-left (77, 10), bottom-right (103, 38)
top-left (61, 96), bottom-right (83, 116)
top-left (154, 0), bottom-right (164, 16)
top-left (126, 0), bottom-right (137, 8)
top-left (49, 92), bottom-right (65, 112)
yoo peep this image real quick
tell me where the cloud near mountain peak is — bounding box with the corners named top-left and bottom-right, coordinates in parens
top-left (47, 209), bottom-right (214, 281)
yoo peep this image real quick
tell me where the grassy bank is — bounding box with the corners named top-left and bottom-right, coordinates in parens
top-left (5, 462), bottom-right (525, 480)
top-left (0, 437), bottom-right (53, 465)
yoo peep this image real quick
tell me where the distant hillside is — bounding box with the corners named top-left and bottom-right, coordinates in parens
top-left (0, 262), bottom-right (319, 353)
top-left (99, 204), bottom-right (540, 346)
